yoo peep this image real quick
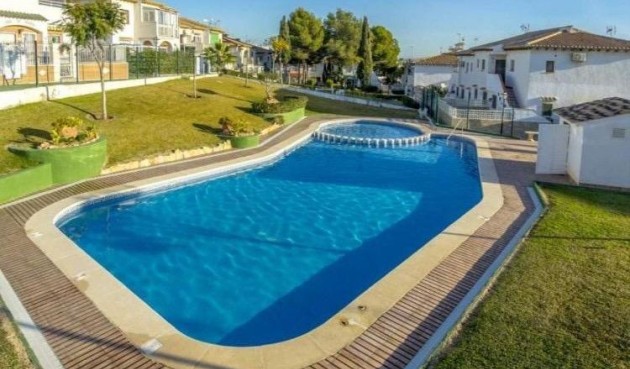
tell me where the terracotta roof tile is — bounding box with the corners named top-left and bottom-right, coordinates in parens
top-left (414, 53), bottom-right (458, 66)
top-left (526, 31), bottom-right (630, 51)
top-left (554, 97), bottom-right (630, 122)
top-left (0, 10), bottom-right (47, 22)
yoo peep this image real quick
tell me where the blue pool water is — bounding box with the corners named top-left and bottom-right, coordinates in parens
top-left (322, 121), bottom-right (420, 138)
top-left (58, 125), bottom-right (481, 346)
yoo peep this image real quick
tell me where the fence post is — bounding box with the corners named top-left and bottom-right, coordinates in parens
top-left (34, 40), bottom-right (39, 87)
top-left (75, 45), bottom-right (80, 84)
top-left (135, 46), bottom-right (139, 79)
top-left (109, 44), bottom-right (113, 81)
top-left (176, 48), bottom-right (180, 75)
top-left (156, 48), bottom-right (160, 77)
top-left (510, 108), bottom-right (515, 137)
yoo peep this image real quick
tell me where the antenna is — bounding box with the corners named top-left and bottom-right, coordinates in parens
top-left (520, 24), bottom-right (530, 33)
top-left (606, 26), bottom-right (617, 36)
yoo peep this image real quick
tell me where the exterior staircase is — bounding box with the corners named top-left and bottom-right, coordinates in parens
top-left (505, 86), bottom-right (519, 108)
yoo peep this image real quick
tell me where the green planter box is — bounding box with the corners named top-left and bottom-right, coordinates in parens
top-left (9, 138), bottom-right (108, 185)
top-left (0, 164), bottom-right (53, 204)
top-left (260, 107), bottom-right (305, 125)
top-left (229, 135), bottom-right (260, 149)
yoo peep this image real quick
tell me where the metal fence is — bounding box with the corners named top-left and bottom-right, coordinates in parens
top-left (0, 41), bottom-right (211, 89)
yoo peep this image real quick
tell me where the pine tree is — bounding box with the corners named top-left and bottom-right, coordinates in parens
top-left (356, 16), bottom-right (373, 89)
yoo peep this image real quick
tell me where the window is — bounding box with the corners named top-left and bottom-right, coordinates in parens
top-left (142, 7), bottom-right (156, 22)
top-left (482, 59), bottom-right (486, 71)
top-left (482, 91), bottom-right (488, 101)
top-left (476, 59), bottom-right (479, 68)
top-left (120, 10), bottom-right (130, 24)
top-left (474, 88), bottom-right (478, 100)
top-left (542, 102), bottom-right (553, 117)
top-left (546, 60), bottom-right (555, 73)
top-left (510, 59), bottom-right (515, 72)
top-left (612, 128), bottom-right (626, 139)
top-left (50, 35), bottom-right (62, 43)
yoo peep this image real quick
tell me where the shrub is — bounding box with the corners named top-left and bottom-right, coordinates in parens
top-left (362, 85), bottom-right (379, 93)
top-left (402, 96), bottom-right (421, 109)
top-left (43, 116), bottom-right (98, 148)
top-left (218, 116), bottom-right (258, 137)
top-left (251, 95), bottom-right (308, 114)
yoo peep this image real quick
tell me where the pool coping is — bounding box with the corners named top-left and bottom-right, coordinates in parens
top-left (21, 118), bottom-right (503, 369)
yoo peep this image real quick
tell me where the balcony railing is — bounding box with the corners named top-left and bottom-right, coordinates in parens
top-left (39, 0), bottom-right (65, 7)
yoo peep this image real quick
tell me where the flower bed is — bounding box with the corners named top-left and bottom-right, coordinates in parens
top-left (251, 96), bottom-right (308, 124)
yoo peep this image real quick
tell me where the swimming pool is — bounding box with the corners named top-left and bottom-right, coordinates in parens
top-left (57, 120), bottom-right (482, 347)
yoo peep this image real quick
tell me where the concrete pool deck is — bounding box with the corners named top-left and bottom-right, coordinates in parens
top-left (0, 117), bottom-right (538, 369)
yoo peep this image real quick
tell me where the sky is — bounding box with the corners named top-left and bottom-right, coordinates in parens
top-left (171, 0), bottom-right (630, 58)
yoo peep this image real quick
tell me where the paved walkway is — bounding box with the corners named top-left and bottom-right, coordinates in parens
top-left (0, 118), bottom-right (537, 369)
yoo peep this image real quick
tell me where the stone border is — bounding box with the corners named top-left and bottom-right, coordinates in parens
top-left (23, 118), bottom-right (503, 369)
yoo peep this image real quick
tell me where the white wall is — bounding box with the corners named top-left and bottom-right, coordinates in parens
top-left (111, 0), bottom-right (135, 44)
top-left (411, 65), bottom-right (454, 87)
top-left (536, 124), bottom-right (570, 174)
top-left (505, 50), bottom-right (531, 108)
top-left (0, 0), bottom-right (63, 43)
top-left (526, 50), bottom-right (630, 113)
top-left (576, 116), bottom-right (630, 188)
top-left (566, 122), bottom-right (584, 182)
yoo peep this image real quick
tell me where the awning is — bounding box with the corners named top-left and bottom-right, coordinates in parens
top-left (541, 96), bottom-right (558, 102)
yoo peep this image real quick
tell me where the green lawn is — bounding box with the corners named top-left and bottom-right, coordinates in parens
top-left (0, 301), bottom-right (34, 369)
top-left (432, 184), bottom-right (630, 369)
top-left (0, 76), bottom-right (417, 175)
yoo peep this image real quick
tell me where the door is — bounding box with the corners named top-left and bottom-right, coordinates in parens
top-left (495, 59), bottom-right (506, 82)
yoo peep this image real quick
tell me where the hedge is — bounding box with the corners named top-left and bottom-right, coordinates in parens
top-left (251, 96), bottom-right (309, 114)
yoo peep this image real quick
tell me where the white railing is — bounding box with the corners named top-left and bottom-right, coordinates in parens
top-left (438, 96), bottom-right (550, 123)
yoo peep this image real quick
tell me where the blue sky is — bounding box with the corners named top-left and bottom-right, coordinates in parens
top-left (172, 0), bottom-right (630, 58)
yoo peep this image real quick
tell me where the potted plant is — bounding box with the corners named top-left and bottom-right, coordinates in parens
top-left (8, 116), bottom-right (107, 184)
top-left (219, 116), bottom-right (261, 149)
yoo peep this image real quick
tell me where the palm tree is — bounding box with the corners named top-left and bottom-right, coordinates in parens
top-left (202, 42), bottom-right (236, 74)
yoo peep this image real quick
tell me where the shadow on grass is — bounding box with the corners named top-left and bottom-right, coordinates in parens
top-left (197, 88), bottom-right (217, 95)
top-left (50, 100), bottom-right (96, 119)
top-left (194, 87), bottom-right (250, 103)
top-left (193, 123), bottom-right (222, 135)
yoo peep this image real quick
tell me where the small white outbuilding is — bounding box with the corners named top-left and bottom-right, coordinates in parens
top-left (536, 97), bottom-right (630, 188)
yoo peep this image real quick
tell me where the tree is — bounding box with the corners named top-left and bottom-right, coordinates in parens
top-left (277, 16), bottom-right (291, 83)
top-left (203, 42), bottom-right (236, 73)
top-left (271, 36), bottom-right (290, 84)
top-left (287, 8), bottom-right (324, 84)
top-left (323, 9), bottom-right (361, 83)
top-left (356, 16), bottom-right (373, 89)
top-left (62, 0), bottom-right (125, 120)
top-left (382, 65), bottom-right (403, 94)
top-left (371, 25), bottom-right (400, 75)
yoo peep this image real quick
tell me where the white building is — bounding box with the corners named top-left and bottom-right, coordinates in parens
top-left (536, 97), bottom-right (630, 188)
top-left (448, 26), bottom-right (630, 115)
top-left (0, 0), bottom-right (66, 44)
top-left (404, 53), bottom-right (457, 94)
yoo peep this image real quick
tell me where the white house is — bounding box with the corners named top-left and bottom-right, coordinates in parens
top-left (0, 0), bottom-right (66, 44)
top-left (404, 53), bottom-right (457, 94)
top-left (536, 97), bottom-right (630, 188)
top-left (448, 26), bottom-right (630, 115)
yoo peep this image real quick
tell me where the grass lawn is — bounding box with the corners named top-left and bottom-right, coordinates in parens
top-left (432, 184), bottom-right (630, 369)
top-left (0, 76), bottom-right (417, 175)
top-left (0, 300), bottom-right (35, 369)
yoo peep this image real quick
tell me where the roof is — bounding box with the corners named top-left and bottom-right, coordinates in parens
top-left (119, 0), bottom-right (176, 12)
top-left (413, 53), bottom-right (458, 66)
top-left (179, 17), bottom-right (207, 31)
top-left (223, 36), bottom-right (252, 48)
top-left (178, 17), bottom-right (224, 33)
top-left (0, 10), bottom-right (47, 22)
top-left (459, 26), bottom-right (630, 55)
top-left (554, 97), bottom-right (630, 123)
